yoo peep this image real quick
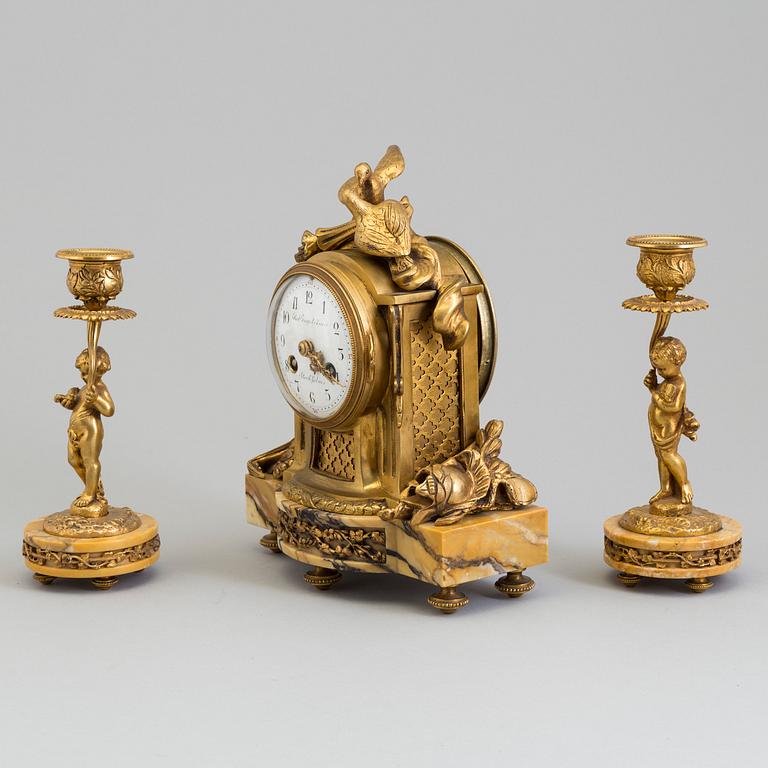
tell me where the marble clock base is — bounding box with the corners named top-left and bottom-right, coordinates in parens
top-left (247, 474), bottom-right (548, 613)
top-left (603, 513), bottom-right (742, 592)
top-left (22, 513), bottom-right (160, 589)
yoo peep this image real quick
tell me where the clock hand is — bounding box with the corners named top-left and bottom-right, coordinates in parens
top-left (298, 340), bottom-right (340, 385)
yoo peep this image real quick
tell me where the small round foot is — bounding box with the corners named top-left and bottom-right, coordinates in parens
top-left (260, 531), bottom-right (281, 553)
top-left (685, 577), bottom-right (714, 593)
top-left (427, 586), bottom-right (469, 614)
top-left (33, 573), bottom-right (56, 585)
top-left (495, 570), bottom-right (534, 598)
top-left (617, 572), bottom-right (642, 588)
top-left (91, 576), bottom-right (118, 590)
top-left (304, 566), bottom-right (341, 590)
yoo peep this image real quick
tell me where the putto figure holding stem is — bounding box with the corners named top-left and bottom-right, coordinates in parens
top-left (644, 335), bottom-right (699, 512)
top-left (54, 346), bottom-right (114, 516)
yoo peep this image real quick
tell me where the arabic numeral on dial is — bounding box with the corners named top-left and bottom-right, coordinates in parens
top-left (279, 334), bottom-right (285, 347)
top-left (333, 321), bottom-right (340, 336)
top-left (325, 389), bottom-right (331, 401)
top-left (281, 310), bottom-right (290, 324)
top-left (305, 290), bottom-right (313, 304)
top-left (309, 391), bottom-right (316, 404)
top-left (337, 347), bottom-right (344, 360)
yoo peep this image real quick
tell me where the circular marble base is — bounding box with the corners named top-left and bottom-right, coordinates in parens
top-left (23, 513), bottom-right (159, 582)
top-left (604, 514), bottom-right (741, 581)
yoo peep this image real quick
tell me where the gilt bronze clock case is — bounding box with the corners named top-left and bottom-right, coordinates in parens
top-left (246, 146), bottom-right (548, 613)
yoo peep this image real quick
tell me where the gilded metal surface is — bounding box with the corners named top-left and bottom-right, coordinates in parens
top-left (298, 339), bottom-right (341, 385)
top-left (299, 145), bottom-right (469, 350)
top-left (313, 430), bottom-right (355, 480)
top-left (429, 236), bottom-right (497, 401)
top-left (619, 234), bottom-right (722, 537)
top-left (410, 318), bottom-right (460, 470)
top-left (621, 295), bottom-right (708, 313)
top-left (248, 147), bottom-right (542, 604)
top-left (22, 536), bottom-right (160, 571)
top-left (51, 249), bottom-right (135, 521)
top-left (393, 420), bottom-right (537, 526)
top-left (304, 566), bottom-right (342, 590)
top-left (247, 440), bottom-right (294, 480)
top-left (427, 586), bottom-right (469, 614)
top-left (277, 509), bottom-right (386, 563)
top-left (617, 572), bottom-right (642, 588)
top-left (43, 506), bottom-right (141, 538)
top-left (270, 260), bottom-right (388, 431)
top-left (627, 234), bottom-right (707, 301)
top-left (494, 570), bottom-right (535, 598)
top-left (620, 505), bottom-right (721, 537)
top-left (685, 577), bottom-right (713, 593)
top-left (22, 248), bottom-right (159, 585)
top-left (54, 306), bottom-right (136, 321)
top-left (604, 537), bottom-right (742, 570)
top-left (281, 482), bottom-right (388, 516)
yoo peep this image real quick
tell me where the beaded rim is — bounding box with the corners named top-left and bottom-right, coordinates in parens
top-left (626, 234), bottom-right (707, 250)
top-left (56, 248), bottom-right (134, 263)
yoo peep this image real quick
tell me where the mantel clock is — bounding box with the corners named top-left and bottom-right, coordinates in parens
top-left (246, 146), bottom-right (548, 613)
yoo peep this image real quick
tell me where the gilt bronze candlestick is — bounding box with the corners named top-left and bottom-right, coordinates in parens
top-left (603, 235), bottom-right (742, 592)
top-left (21, 249), bottom-right (160, 589)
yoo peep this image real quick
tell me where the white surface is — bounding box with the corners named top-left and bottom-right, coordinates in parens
top-left (269, 272), bottom-right (354, 419)
top-left (0, 2), bottom-right (766, 766)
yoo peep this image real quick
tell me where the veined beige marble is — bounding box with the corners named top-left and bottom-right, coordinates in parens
top-left (604, 513), bottom-right (742, 579)
top-left (247, 471), bottom-right (548, 587)
top-left (386, 506), bottom-right (548, 586)
top-left (23, 514), bottom-right (160, 579)
top-left (246, 474), bottom-right (280, 529)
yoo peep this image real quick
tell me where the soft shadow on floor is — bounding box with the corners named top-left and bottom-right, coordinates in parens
top-left (174, 529), bottom-right (555, 617)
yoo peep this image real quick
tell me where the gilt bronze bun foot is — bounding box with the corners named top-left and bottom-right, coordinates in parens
top-left (260, 531), bottom-right (281, 553)
top-left (304, 566), bottom-right (342, 590)
top-left (494, 569), bottom-right (535, 598)
top-left (427, 586), bottom-right (469, 614)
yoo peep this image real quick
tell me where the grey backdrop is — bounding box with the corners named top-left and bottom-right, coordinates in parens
top-left (1, 1), bottom-right (766, 766)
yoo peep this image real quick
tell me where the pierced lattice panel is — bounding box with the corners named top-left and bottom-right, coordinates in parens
top-left (410, 319), bottom-right (461, 470)
top-left (313, 430), bottom-right (356, 480)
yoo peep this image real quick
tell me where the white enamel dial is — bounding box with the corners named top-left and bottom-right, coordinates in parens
top-left (269, 273), bottom-right (355, 420)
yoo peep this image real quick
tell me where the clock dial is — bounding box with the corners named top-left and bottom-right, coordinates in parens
top-left (269, 273), bottom-right (355, 420)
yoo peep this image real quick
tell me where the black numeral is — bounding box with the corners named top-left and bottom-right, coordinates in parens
top-left (305, 290), bottom-right (313, 304)
top-left (292, 296), bottom-right (298, 310)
